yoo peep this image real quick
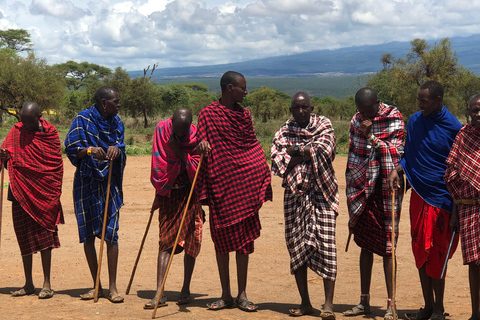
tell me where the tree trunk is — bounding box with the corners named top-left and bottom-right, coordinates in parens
top-left (143, 110), bottom-right (148, 128)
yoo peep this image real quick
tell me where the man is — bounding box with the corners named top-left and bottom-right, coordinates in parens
top-left (444, 94), bottom-right (480, 320)
top-left (388, 81), bottom-right (461, 320)
top-left (271, 92), bottom-right (339, 319)
top-left (0, 102), bottom-right (63, 300)
top-left (345, 88), bottom-right (404, 320)
top-left (144, 108), bottom-right (203, 309)
top-left (65, 86), bottom-right (126, 303)
top-left (196, 71), bottom-right (272, 312)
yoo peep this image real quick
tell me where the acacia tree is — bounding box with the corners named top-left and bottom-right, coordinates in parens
top-left (53, 60), bottom-right (111, 90)
top-left (0, 53), bottom-right (65, 121)
top-left (0, 29), bottom-right (33, 53)
top-left (367, 38), bottom-right (479, 119)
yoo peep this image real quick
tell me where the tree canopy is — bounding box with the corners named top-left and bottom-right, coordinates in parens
top-left (367, 38), bottom-right (480, 120)
top-left (0, 29), bottom-right (33, 53)
top-left (0, 53), bottom-right (65, 120)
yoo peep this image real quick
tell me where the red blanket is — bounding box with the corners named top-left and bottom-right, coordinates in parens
top-left (150, 117), bottom-right (200, 197)
top-left (196, 101), bottom-right (272, 228)
top-left (1, 119), bottom-right (64, 232)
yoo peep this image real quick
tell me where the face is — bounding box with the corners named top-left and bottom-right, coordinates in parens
top-left (356, 99), bottom-right (379, 120)
top-left (20, 111), bottom-right (40, 132)
top-left (290, 95), bottom-right (312, 127)
top-left (229, 76), bottom-right (248, 103)
top-left (469, 97), bottom-right (480, 129)
top-left (172, 121), bottom-right (190, 139)
top-left (417, 88), bottom-right (442, 116)
top-left (102, 91), bottom-right (121, 117)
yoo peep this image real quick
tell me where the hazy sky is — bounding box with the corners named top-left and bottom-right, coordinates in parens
top-left (0, 0), bottom-right (478, 71)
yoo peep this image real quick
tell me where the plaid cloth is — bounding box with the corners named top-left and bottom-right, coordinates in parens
top-left (65, 105), bottom-right (126, 245)
top-left (12, 200), bottom-right (60, 256)
top-left (346, 103), bottom-right (404, 255)
top-left (410, 190), bottom-right (458, 278)
top-left (1, 118), bottom-right (64, 232)
top-left (154, 172), bottom-right (202, 256)
top-left (196, 100), bottom-right (272, 231)
top-left (181, 210), bottom-right (203, 258)
top-left (445, 123), bottom-right (480, 265)
top-left (151, 118), bottom-right (200, 197)
top-left (209, 213), bottom-right (259, 255)
top-left (271, 114), bottom-right (339, 281)
top-left (271, 114), bottom-right (339, 212)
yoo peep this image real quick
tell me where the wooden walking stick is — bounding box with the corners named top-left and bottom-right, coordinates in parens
top-left (152, 155), bottom-right (203, 319)
top-left (126, 205), bottom-right (156, 295)
top-left (441, 227), bottom-right (457, 279)
top-left (0, 161), bottom-right (4, 250)
top-left (345, 231), bottom-right (352, 252)
top-left (391, 191), bottom-right (397, 319)
top-left (94, 159), bottom-right (114, 303)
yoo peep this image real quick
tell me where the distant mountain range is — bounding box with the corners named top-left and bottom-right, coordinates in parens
top-left (129, 34), bottom-right (480, 79)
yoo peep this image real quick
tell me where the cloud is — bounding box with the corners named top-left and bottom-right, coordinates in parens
top-left (30, 0), bottom-right (91, 20)
top-left (1, 0), bottom-right (479, 71)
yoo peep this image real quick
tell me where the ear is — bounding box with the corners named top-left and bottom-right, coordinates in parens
top-left (311, 106), bottom-right (314, 112)
top-left (39, 113), bottom-right (43, 119)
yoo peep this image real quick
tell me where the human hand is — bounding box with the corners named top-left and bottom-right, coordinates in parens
top-left (0, 148), bottom-right (10, 161)
top-left (197, 141), bottom-right (211, 155)
top-left (387, 167), bottom-right (401, 193)
top-left (106, 146), bottom-right (120, 160)
top-left (360, 119), bottom-right (373, 139)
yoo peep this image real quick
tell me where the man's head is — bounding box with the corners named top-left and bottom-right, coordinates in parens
top-left (469, 94), bottom-right (480, 129)
top-left (355, 87), bottom-right (379, 119)
top-left (94, 86), bottom-right (120, 118)
top-left (20, 101), bottom-right (42, 132)
top-left (290, 92), bottom-right (313, 128)
top-left (417, 80), bottom-right (444, 116)
top-left (171, 108), bottom-right (193, 138)
top-left (220, 71), bottom-right (247, 104)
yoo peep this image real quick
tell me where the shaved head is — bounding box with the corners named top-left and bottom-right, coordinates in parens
top-left (355, 87), bottom-right (378, 106)
top-left (20, 101), bottom-right (42, 132)
top-left (21, 101), bottom-right (41, 116)
top-left (291, 92), bottom-right (311, 106)
top-left (171, 108), bottom-right (193, 137)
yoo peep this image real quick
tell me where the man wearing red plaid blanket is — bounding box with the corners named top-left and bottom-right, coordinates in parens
top-left (344, 88), bottom-right (404, 320)
top-left (271, 92), bottom-right (339, 319)
top-left (144, 108), bottom-right (203, 309)
top-left (197, 71), bottom-right (272, 312)
top-left (445, 95), bottom-right (480, 320)
top-left (0, 102), bottom-right (63, 300)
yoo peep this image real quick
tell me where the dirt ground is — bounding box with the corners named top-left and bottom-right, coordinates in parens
top-left (0, 156), bottom-right (471, 320)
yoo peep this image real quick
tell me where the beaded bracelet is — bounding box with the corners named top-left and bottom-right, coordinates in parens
top-left (87, 146), bottom-right (92, 156)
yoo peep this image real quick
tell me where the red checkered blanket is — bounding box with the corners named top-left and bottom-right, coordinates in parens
top-left (1, 119), bottom-right (64, 232)
top-left (196, 101), bottom-right (272, 228)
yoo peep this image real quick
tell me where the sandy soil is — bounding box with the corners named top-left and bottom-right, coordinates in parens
top-left (0, 156), bottom-right (471, 320)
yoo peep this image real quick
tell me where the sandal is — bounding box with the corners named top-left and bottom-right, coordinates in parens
top-left (289, 306), bottom-right (314, 317)
top-left (11, 287), bottom-right (35, 297)
top-left (320, 310), bottom-right (336, 319)
top-left (38, 288), bottom-right (54, 299)
top-left (429, 313), bottom-right (446, 320)
top-left (236, 298), bottom-right (258, 312)
top-left (108, 293), bottom-right (124, 303)
top-left (206, 299), bottom-right (234, 310)
top-left (344, 303), bottom-right (371, 316)
top-left (384, 308), bottom-right (397, 320)
top-left (405, 308), bottom-right (432, 320)
top-left (80, 288), bottom-right (103, 300)
top-left (144, 295), bottom-right (167, 309)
